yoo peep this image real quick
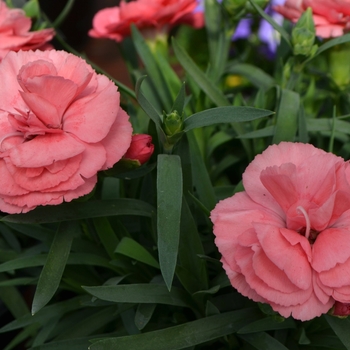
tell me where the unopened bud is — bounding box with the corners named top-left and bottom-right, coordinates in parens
top-left (163, 110), bottom-right (183, 136)
top-left (292, 8), bottom-right (316, 56)
top-left (123, 134), bottom-right (154, 165)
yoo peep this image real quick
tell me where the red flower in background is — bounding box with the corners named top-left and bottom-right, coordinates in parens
top-left (0, 1), bottom-right (54, 60)
top-left (123, 134), bottom-right (154, 164)
top-left (89, 0), bottom-right (204, 42)
top-left (274, 0), bottom-right (350, 38)
top-left (211, 142), bottom-right (350, 321)
top-left (0, 50), bottom-right (133, 213)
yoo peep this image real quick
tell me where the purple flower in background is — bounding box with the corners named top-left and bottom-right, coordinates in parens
top-left (233, 0), bottom-right (286, 56)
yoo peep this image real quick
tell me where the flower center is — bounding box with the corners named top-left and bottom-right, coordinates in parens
top-left (296, 206), bottom-right (320, 244)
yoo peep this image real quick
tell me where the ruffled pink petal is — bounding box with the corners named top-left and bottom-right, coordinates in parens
top-left (6, 154), bottom-right (82, 191)
top-left (19, 90), bottom-right (61, 128)
top-left (260, 163), bottom-right (298, 212)
top-left (319, 256), bottom-right (350, 288)
top-left (63, 75), bottom-right (120, 143)
top-left (255, 223), bottom-right (312, 290)
top-left (312, 228), bottom-right (350, 272)
top-left (78, 142), bottom-right (106, 178)
top-left (252, 248), bottom-right (301, 293)
top-left (63, 175), bottom-right (97, 202)
top-left (21, 75), bottom-right (78, 122)
top-left (0, 159), bottom-right (28, 196)
top-left (270, 290), bottom-right (334, 321)
top-left (244, 143), bottom-right (324, 217)
top-left (235, 245), bottom-right (312, 307)
top-left (9, 133), bottom-right (85, 168)
top-left (100, 107), bottom-right (133, 169)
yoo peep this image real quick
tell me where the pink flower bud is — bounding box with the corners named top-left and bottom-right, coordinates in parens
top-left (332, 302), bottom-right (350, 317)
top-left (123, 134), bottom-right (154, 164)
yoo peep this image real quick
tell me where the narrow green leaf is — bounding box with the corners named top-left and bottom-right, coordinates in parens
top-left (298, 104), bottom-right (309, 143)
top-left (177, 197), bottom-right (208, 294)
top-left (0, 253), bottom-right (112, 273)
top-left (83, 284), bottom-right (191, 308)
top-left (184, 106), bottom-right (273, 132)
top-left (157, 154), bottom-right (183, 290)
top-left (325, 315), bottom-right (350, 350)
top-left (239, 332), bottom-right (289, 350)
top-left (89, 308), bottom-right (261, 350)
top-left (2, 199), bottom-right (155, 224)
top-left (238, 316), bottom-right (296, 334)
top-left (32, 221), bottom-right (79, 315)
top-left (172, 38), bottom-right (230, 107)
top-left (55, 307), bottom-right (118, 341)
top-left (0, 295), bottom-right (90, 333)
top-left (135, 303), bottom-right (156, 331)
top-left (226, 63), bottom-right (276, 90)
top-left (273, 89), bottom-right (300, 144)
top-left (171, 83), bottom-right (186, 115)
top-left (249, 0), bottom-right (291, 47)
top-left (135, 76), bottom-right (163, 129)
top-left (308, 33), bottom-right (350, 61)
top-left (0, 274), bottom-right (29, 318)
top-left (93, 217), bottom-right (119, 259)
top-left (115, 237), bottom-right (159, 269)
top-left (30, 338), bottom-right (91, 350)
top-left (155, 50), bottom-right (182, 99)
top-left (188, 132), bottom-right (216, 211)
top-left (132, 26), bottom-right (172, 109)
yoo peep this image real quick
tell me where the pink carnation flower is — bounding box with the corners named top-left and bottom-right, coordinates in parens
top-left (274, 0), bottom-right (350, 38)
top-left (211, 142), bottom-right (350, 321)
top-left (89, 0), bottom-right (204, 42)
top-left (0, 1), bottom-right (54, 60)
top-left (0, 50), bottom-right (133, 214)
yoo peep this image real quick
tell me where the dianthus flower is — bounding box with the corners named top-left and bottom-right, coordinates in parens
top-left (0, 1), bottom-right (54, 60)
top-left (0, 50), bottom-right (132, 213)
top-left (211, 142), bottom-right (350, 321)
top-left (274, 0), bottom-right (350, 38)
top-left (89, 0), bottom-right (204, 42)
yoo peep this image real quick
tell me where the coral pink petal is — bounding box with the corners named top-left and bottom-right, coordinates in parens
top-left (78, 142), bottom-right (106, 178)
top-left (0, 160), bottom-right (28, 196)
top-left (312, 228), bottom-right (350, 272)
top-left (235, 246), bottom-right (312, 307)
top-left (319, 256), bottom-right (350, 288)
top-left (63, 75), bottom-right (120, 143)
top-left (255, 223), bottom-right (312, 290)
top-left (252, 248), bottom-right (301, 293)
top-left (19, 91), bottom-right (61, 128)
top-left (270, 291), bottom-right (334, 321)
top-left (260, 163), bottom-right (298, 212)
top-left (100, 107), bottom-right (133, 169)
top-left (22, 75), bottom-right (78, 120)
top-left (9, 133), bottom-right (85, 168)
top-left (7, 155), bottom-right (82, 191)
top-left (63, 175), bottom-right (97, 202)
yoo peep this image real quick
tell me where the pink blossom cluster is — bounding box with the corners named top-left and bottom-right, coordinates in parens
top-left (211, 142), bottom-right (350, 321)
top-left (0, 50), bottom-right (133, 213)
top-left (89, 0), bottom-right (204, 42)
top-left (0, 0), bottom-right (54, 60)
top-left (274, 0), bottom-right (350, 38)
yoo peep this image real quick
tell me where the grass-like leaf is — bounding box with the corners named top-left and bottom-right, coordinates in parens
top-left (184, 106), bottom-right (273, 132)
top-left (31, 221), bottom-right (79, 315)
top-left (172, 38), bottom-right (230, 107)
top-left (115, 237), bottom-right (159, 269)
top-left (89, 308), bottom-right (261, 350)
top-left (273, 89), bottom-right (300, 144)
top-left (83, 284), bottom-right (191, 308)
top-left (2, 199), bottom-right (155, 224)
top-left (157, 154), bottom-right (183, 290)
